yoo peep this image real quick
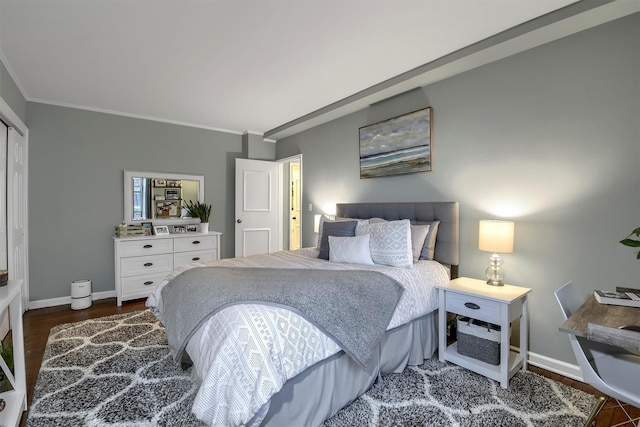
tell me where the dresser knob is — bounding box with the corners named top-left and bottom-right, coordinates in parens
top-left (143, 244), bottom-right (153, 248)
top-left (464, 302), bottom-right (480, 310)
top-left (143, 262), bottom-right (153, 267)
top-left (192, 257), bottom-right (200, 261)
top-left (192, 240), bottom-right (200, 244)
top-left (144, 281), bottom-right (154, 286)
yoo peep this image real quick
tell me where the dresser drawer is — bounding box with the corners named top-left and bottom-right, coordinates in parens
top-left (174, 250), bottom-right (217, 267)
top-left (174, 235), bottom-right (217, 253)
top-left (120, 254), bottom-right (173, 277)
top-left (445, 292), bottom-right (501, 324)
top-left (117, 238), bottom-right (173, 257)
top-left (120, 272), bottom-right (169, 297)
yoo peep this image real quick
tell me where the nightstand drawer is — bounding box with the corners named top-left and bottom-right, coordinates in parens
top-left (446, 292), bottom-right (501, 324)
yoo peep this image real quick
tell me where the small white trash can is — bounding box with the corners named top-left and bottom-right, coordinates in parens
top-left (71, 279), bottom-right (92, 310)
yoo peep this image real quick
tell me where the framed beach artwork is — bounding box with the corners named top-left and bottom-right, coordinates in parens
top-left (359, 107), bottom-right (432, 178)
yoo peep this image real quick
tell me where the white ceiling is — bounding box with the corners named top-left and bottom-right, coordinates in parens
top-left (0, 0), bottom-right (630, 139)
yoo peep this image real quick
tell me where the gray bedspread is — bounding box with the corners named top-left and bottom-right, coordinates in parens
top-left (161, 266), bottom-right (404, 368)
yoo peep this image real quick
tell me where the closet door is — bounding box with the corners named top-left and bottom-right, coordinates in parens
top-left (0, 122), bottom-right (6, 270)
top-left (7, 127), bottom-right (27, 307)
top-left (0, 123), bottom-right (7, 338)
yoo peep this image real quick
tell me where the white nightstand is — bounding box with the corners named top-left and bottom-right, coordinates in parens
top-left (436, 277), bottom-right (531, 388)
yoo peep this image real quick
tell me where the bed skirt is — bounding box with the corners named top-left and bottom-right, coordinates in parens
top-left (261, 310), bottom-right (439, 426)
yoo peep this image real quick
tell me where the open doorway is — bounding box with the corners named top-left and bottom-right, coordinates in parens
top-left (279, 155), bottom-right (302, 251)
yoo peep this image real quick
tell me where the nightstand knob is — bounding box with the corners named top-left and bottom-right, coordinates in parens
top-left (464, 302), bottom-right (480, 310)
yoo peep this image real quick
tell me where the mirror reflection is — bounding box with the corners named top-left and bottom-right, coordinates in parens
top-left (124, 171), bottom-right (204, 222)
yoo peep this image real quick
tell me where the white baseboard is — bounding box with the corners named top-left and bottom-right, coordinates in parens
top-left (28, 290), bottom-right (116, 310)
top-left (509, 345), bottom-right (584, 382)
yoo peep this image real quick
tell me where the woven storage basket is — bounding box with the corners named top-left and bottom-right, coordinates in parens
top-left (457, 316), bottom-right (505, 365)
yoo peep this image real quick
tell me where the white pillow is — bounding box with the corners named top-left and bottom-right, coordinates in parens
top-left (328, 234), bottom-right (374, 265)
top-left (355, 219), bottom-right (413, 267)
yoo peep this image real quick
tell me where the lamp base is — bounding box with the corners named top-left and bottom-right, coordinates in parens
top-left (485, 253), bottom-right (505, 286)
top-left (486, 278), bottom-right (505, 286)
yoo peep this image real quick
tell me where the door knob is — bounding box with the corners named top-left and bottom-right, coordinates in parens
top-left (236, 219), bottom-right (242, 223)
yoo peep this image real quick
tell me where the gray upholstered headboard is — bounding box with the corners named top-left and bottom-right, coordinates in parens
top-left (335, 202), bottom-right (460, 278)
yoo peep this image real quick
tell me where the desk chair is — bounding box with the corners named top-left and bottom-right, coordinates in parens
top-left (555, 281), bottom-right (640, 426)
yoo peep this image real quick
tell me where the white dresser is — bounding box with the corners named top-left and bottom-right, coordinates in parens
top-left (114, 232), bottom-right (221, 306)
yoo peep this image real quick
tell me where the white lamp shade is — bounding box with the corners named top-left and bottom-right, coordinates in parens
top-left (479, 220), bottom-right (514, 253)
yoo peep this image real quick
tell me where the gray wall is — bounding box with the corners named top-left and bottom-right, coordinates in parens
top-left (276, 13), bottom-right (640, 365)
top-left (0, 60), bottom-right (27, 124)
top-left (27, 103), bottom-right (243, 301)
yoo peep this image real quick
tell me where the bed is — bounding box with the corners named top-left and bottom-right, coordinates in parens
top-left (146, 201), bottom-right (459, 426)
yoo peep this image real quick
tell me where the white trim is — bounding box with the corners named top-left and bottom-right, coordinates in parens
top-left (28, 98), bottom-right (244, 135)
top-left (526, 347), bottom-right (584, 382)
top-left (509, 344), bottom-right (584, 382)
top-left (243, 131), bottom-right (276, 144)
top-left (28, 290), bottom-right (116, 310)
top-left (242, 130), bottom-right (264, 136)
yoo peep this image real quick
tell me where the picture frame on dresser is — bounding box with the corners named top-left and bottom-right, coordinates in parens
top-left (141, 222), bottom-right (153, 236)
top-left (165, 189), bottom-right (180, 200)
top-left (153, 225), bottom-right (170, 235)
top-left (186, 224), bottom-right (198, 233)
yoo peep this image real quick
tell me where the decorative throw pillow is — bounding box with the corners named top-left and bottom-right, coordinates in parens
top-left (329, 234), bottom-right (374, 265)
top-left (318, 220), bottom-right (357, 260)
top-left (316, 216), bottom-right (369, 248)
top-left (355, 219), bottom-right (412, 267)
top-left (419, 220), bottom-right (440, 260)
top-left (410, 224), bottom-right (430, 263)
top-left (367, 217), bottom-right (429, 263)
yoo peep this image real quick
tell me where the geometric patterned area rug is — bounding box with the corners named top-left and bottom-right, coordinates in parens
top-left (26, 310), bottom-right (597, 427)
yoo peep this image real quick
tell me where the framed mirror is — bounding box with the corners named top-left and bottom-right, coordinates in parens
top-left (124, 170), bottom-right (204, 225)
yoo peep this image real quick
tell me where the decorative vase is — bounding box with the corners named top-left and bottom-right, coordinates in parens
top-left (198, 222), bottom-right (209, 233)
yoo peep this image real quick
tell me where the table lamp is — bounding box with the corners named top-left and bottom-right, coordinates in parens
top-left (479, 220), bottom-right (514, 286)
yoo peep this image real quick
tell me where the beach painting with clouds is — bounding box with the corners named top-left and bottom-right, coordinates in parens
top-left (359, 107), bottom-right (432, 178)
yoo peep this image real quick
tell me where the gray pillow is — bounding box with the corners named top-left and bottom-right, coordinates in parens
top-left (318, 220), bottom-right (357, 260)
top-left (419, 220), bottom-right (440, 260)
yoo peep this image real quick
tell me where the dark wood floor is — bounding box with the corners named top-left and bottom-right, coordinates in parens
top-left (16, 298), bottom-right (640, 427)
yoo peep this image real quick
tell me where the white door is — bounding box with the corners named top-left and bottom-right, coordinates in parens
top-left (235, 158), bottom-right (280, 257)
top-left (8, 127), bottom-right (28, 308)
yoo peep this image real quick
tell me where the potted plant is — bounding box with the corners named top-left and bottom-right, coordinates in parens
top-left (620, 227), bottom-right (640, 259)
top-left (184, 200), bottom-right (212, 233)
top-left (0, 340), bottom-right (13, 392)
